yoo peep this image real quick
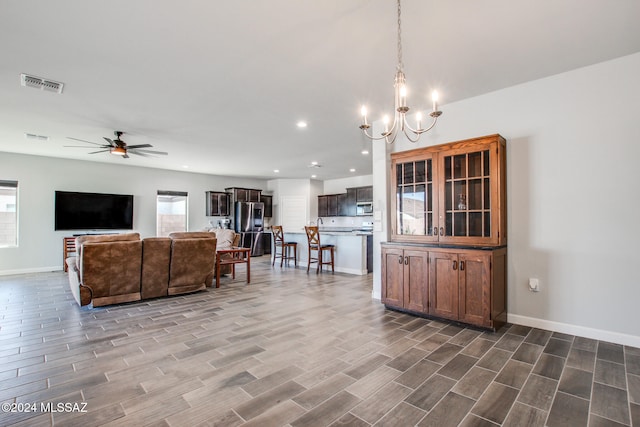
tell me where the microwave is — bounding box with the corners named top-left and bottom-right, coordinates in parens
top-left (356, 202), bottom-right (373, 216)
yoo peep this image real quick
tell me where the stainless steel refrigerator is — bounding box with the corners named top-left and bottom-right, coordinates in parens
top-left (234, 202), bottom-right (264, 256)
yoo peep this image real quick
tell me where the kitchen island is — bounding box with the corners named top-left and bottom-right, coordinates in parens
top-left (283, 228), bottom-right (372, 275)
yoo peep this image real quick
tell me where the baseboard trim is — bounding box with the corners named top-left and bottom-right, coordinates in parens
top-left (508, 313), bottom-right (640, 348)
top-left (0, 266), bottom-right (63, 276)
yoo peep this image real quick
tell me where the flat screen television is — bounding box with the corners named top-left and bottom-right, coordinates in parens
top-left (54, 191), bottom-right (134, 231)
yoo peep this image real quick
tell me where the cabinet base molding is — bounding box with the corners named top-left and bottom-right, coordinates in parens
top-left (385, 305), bottom-right (505, 332)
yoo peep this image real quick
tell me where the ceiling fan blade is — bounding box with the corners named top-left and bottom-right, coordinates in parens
top-left (103, 137), bottom-right (116, 146)
top-left (133, 149), bottom-right (168, 155)
top-left (123, 153), bottom-right (130, 159)
top-left (128, 151), bottom-right (152, 157)
top-left (127, 144), bottom-right (153, 149)
top-left (88, 149), bottom-right (110, 154)
top-left (64, 144), bottom-right (110, 148)
top-left (66, 137), bottom-right (104, 146)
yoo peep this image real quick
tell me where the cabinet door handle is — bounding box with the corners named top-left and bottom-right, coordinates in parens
top-left (439, 227), bottom-right (444, 236)
top-left (460, 261), bottom-right (465, 271)
top-left (404, 256), bottom-right (408, 265)
top-left (453, 260), bottom-right (458, 270)
top-left (398, 255), bottom-right (403, 264)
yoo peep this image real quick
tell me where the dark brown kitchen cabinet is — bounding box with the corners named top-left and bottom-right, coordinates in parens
top-left (226, 187), bottom-right (261, 203)
top-left (318, 195), bottom-right (328, 217)
top-left (345, 188), bottom-right (357, 216)
top-left (381, 246), bottom-right (429, 313)
top-left (260, 195), bottom-right (273, 217)
top-left (206, 191), bottom-right (230, 216)
top-left (318, 194), bottom-right (339, 217)
top-left (337, 193), bottom-right (349, 216)
top-left (355, 186), bottom-right (373, 203)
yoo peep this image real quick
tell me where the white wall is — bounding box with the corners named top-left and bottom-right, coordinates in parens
top-left (372, 52), bottom-right (640, 346)
top-left (0, 153), bottom-right (267, 274)
top-left (323, 175), bottom-right (373, 194)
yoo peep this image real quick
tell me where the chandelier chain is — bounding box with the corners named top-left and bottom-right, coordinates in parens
top-left (397, 0), bottom-right (403, 71)
top-left (358, 0), bottom-right (442, 144)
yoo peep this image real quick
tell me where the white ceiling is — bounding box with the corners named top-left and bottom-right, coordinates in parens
top-left (1, 0), bottom-right (639, 180)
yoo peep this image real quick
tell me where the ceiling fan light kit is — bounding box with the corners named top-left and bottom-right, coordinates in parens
top-left (110, 146), bottom-right (127, 156)
top-left (359, 0), bottom-right (443, 144)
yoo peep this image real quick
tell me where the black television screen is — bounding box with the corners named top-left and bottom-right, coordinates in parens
top-left (55, 191), bottom-right (134, 231)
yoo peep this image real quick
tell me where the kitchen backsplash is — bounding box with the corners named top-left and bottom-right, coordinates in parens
top-left (317, 216), bottom-right (374, 228)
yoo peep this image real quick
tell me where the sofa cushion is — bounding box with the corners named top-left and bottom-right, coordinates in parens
top-left (168, 236), bottom-right (217, 293)
top-left (80, 239), bottom-right (142, 307)
top-left (141, 237), bottom-right (171, 299)
top-left (210, 228), bottom-right (237, 250)
top-left (76, 233), bottom-right (141, 261)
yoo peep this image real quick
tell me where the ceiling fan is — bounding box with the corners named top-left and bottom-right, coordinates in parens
top-left (65, 131), bottom-right (168, 159)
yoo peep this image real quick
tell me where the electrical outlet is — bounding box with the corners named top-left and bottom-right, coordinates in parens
top-left (528, 278), bottom-right (540, 292)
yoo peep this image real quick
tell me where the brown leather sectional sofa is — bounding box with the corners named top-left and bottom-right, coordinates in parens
top-left (66, 232), bottom-right (217, 307)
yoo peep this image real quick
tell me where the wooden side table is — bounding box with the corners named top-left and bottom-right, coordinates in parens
top-left (215, 247), bottom-right (251, 287)
top-left (63, 237), bottom-right (76, 272)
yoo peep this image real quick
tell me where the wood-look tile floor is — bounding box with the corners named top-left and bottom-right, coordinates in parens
top-left (1, 259), bottom-right (639, 426)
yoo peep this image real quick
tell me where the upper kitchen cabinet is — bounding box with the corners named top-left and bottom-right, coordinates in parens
top-left (206, 191), bottom-right (230, 216)
top-left (355, 186), bottom-right (373, 203)
top-left (260, 195), bottom-right (273, 218)
top-left (226, 187), bottom-right (261, 203)
top-left (391, 134), bottom-right (506, 247)
top-left (318, 194), bottom-right (339, 217)
top-left (339, 188), bottom-right (357, 216)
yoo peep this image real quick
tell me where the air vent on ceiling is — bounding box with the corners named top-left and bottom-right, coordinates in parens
top-left (24, 133), bottom-right (50, 141)
top-left (20, 73), bottom-right (64, 94)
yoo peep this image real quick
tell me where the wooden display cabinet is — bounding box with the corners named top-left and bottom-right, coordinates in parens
top-left (383, 134), bottom-right (507, 330)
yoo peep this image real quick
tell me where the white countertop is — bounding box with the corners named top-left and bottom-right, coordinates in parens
top-left (287, 229), bottom-right (372, 236)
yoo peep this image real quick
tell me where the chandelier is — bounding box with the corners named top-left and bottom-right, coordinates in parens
top-left (359, 0), bottom-right (442, 144)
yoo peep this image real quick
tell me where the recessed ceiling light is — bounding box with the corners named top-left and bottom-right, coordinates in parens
top-left (182, 165), bottom-right (189, 169)
top-left (311, 174), bottom-right (317, 178)
top-left (350, 168), bottom-right (356, 173)
top-left (361, 149), bottom-right (369, 155)
top-left (274, 169), bottom-right (280, 173)
top-left (311, 161), bottom-right (318, 165)
top-left (297, 121), bottom-right (308, 128)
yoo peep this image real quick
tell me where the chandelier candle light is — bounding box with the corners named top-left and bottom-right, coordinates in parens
top-left (359, 0), bottom-right (442, 144)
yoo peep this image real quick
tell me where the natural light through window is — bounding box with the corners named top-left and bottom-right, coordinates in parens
top-left (0, 180), bottom-right (18, 247)
top-left (156, 191), bottom-right (188, 237)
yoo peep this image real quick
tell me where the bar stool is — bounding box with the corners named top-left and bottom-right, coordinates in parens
top-left (305, 226), bottom-right (334, 274)
top-left (271, 226), bottom-right (297, 267)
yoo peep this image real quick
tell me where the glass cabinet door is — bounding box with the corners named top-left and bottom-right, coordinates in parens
top-left (394, 156), bottom-right (437, 240)
top-left (441, 149), bottom-right (492, 241)
top-left (390, 134), bottom-right (505, 246)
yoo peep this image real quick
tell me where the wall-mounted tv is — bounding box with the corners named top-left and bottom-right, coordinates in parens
top-left (54, 191), bottom-right (134, 231)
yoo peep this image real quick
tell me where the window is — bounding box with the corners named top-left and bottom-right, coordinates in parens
top-left (0, 180), bottom-right (18, 247)
top-left (156, 191), bottom-right (188, 237)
